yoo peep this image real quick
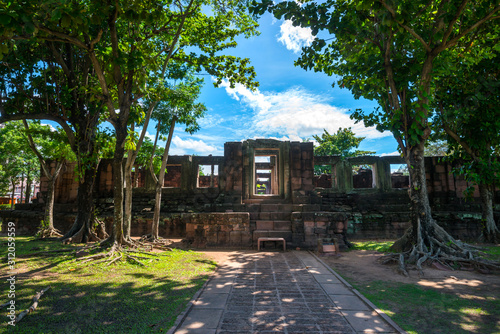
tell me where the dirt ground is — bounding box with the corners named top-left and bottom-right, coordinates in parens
top-left (319, 249), bottom-right (500, 297)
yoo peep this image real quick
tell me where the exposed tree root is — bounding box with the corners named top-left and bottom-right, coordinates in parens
top-left (36, 227), bottom-right (63, 239)
top-left (138, 235), bottom-right (174, 251)
top-left (73, 240), bottom-right (162, 266)
top-left (382, 218), bottom-right (500, 276)
top-left (15, 287), bottom-right (51, 324)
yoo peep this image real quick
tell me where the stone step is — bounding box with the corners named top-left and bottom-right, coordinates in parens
top-left (260, 204), bottom-right (293, 213)
top-left (252, 229), bottom-right (293, 242)
top-left (242, 198), bottom-right (286, 204)
top-left (258, 211), bottom-right (291, 221)
top-left (254, 220), bottom-right (292, 231)
top-left (291, 204), bottom-right (321, 212)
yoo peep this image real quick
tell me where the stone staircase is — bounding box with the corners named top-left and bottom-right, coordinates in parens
top-left (249, 203), bottom-right (293, 249)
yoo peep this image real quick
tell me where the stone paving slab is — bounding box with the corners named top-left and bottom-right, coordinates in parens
top-left (170, 251), bottom-right (406, 334)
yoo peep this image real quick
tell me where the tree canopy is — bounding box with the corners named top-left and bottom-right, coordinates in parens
top-left (313, 127), bottom-right (375, 158)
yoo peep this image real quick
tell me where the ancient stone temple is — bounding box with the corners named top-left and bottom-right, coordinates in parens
top-left (2, 139), bottom-right (498, 249)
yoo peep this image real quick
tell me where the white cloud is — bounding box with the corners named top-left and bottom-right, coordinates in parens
top-left (198, 114), bottom-right (224, 128)
top-left (220, 81), bottom-right (390, 141)
top-left (170, 135), bottom-right (221, 155)
top-left (278, 20), bottom-right (315, 54)
top-left (40, 122), bottom-right (57, 132)
top-left (145, 131), bottom-right (157, 143)
top-left (381, 151), bottom-right (401, 157)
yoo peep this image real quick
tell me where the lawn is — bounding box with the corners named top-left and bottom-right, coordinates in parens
top-left (0, 236), bottom-right (217, 333)
top-left (326, 240), bottom-right (500, 334)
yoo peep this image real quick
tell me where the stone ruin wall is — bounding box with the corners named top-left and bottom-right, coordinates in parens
top-left (2, 139), bottom-right (499, 249)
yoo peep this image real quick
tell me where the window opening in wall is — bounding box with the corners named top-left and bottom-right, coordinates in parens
top-left (352, 164), bottom-right (375, 189)
top-left (254, 151), bottom-right (279, 195)
top-left (390, 164), bottom-right (409, 188)
top-left (314, 165), bottom-right (334, 188)
top-left (163, 164), bottom-right (182, 188)
top-left (197, 164), bottom-right (219, 188)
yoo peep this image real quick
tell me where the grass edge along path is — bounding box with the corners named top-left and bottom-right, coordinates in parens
top-left (0, 236), bottom-right (217, 333)
top-left (337, 240), bottom-right (500, 334)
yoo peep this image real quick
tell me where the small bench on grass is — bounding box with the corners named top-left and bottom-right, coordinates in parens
top-left (257, 237), bottom-right (286, 251)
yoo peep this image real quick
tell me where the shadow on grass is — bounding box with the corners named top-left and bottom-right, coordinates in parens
top-left (0, 237), bottom-right (216, 333)
top-left (1, 269), bottom-right (211, 333)
top-left (356, 279), bottom-right (500, 334)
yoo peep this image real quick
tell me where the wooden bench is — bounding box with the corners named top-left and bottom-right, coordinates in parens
top-left (257, 237), bottom-right (286, 251)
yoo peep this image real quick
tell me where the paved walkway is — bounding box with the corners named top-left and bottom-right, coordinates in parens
top-left (169, 251), bottom-right (406, 334)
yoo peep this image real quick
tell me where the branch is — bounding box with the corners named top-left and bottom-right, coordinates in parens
top-left (0, 113), bottom-right (76, 149)
top-left (15, 287), bottom-right (51, 324)
top-left (48, 43), bottom-right (71, 78)
top-left (442, 0), bottom-right (469, 44)
top-left (442, 122), bottom-right (477, 160)
top-left (379, 0), bottom-right (431, 52)
top-left (438, 3), bottom-right (500, 52)
top-left (22, 120), bottom-right (51, 178)
top-left (36, 27), bottom-right (88, 51)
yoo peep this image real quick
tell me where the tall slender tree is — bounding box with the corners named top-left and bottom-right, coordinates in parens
top-left (22, 120), bottom-right (75, 237)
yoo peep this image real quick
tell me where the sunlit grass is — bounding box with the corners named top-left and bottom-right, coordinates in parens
top-left (350, 240), bottom-right (395, 253)
top-left (330, 240), bottom-right (500, 334)
top-left (0, 236), bottom-right (217, 333)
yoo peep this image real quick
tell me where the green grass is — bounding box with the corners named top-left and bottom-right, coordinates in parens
top-left (0, 237), bottom-right (217, 333)
top-left (335, 240), bottom-right (500, 334)
top-left (354, 280), bottom-right (500, 334)
top-left (350, 240), bottom-right (395, 253)
top-left (480, 244), bottom-right (500, 262)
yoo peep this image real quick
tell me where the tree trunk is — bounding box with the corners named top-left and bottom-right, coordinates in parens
top-left (10, 179), bottom-right (15, 209)
top-left (123, 152), bottom-right (134, 241)
top-left (61, 159), bottom-right (99, 243)
top-left (25, 174), bottom-right (32, 204)
top-left (478, 183), bottom-right (499, 243)
top-left (43, 161), bottom-right (64, 231)
top-left (151, 181), bottom-right (162, 240)
top-left (391, 141), bottom-right (460, 253)
top-left (44, 177), bottom-right (57, 230)
top-left (151, 117), bottom-right (176, 241)
top-left (109, 130), bottom-right (126, 246)
top-left (20, 173), bottom-right (24, 204)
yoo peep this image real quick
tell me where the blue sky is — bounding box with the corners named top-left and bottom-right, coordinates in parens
top-left (166, 13), bottom-right (400, 157)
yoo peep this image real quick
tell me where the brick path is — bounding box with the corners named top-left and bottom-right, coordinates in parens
top-left (171, 251), bottom-right (405, 334)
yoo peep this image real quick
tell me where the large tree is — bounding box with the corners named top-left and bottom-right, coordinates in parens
top-left (147, 67), bottom-right (206, 242)
top-left (0, 39), bottom-right (106, 243)
top-left (253, 0), bottom-right (500, 272)
top-left (1, 0), bottom-right (258, 249)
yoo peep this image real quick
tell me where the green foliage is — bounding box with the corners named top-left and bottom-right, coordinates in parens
top-left (313, 127), bottom-right (375, 158)
top-left (0, 121), bottom-right (39, 196)
top-left (424, 139), bottom-right (449, 156)
top-left (433, 45), bottom-right (500, 189)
